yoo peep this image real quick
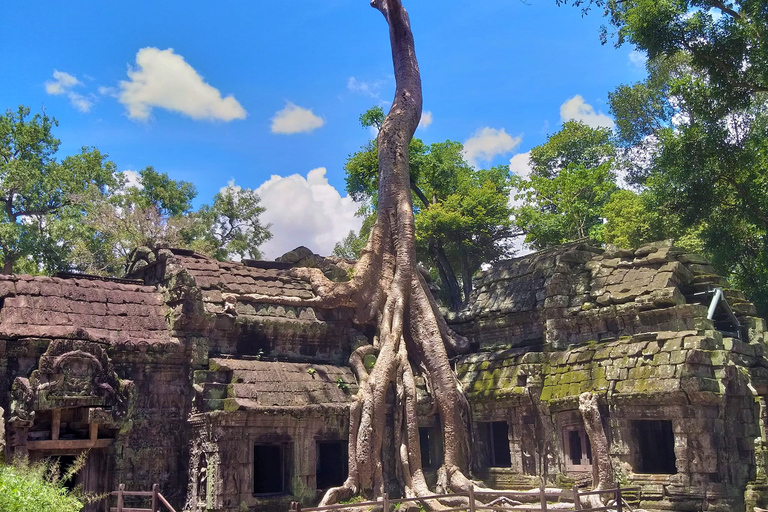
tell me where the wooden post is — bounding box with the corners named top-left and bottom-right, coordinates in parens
top-left (289, 501), bottom-right (301, 512)
top-left (616, 483), bottom-right (623, 512)
top-left (51, 408), bottom-right (61, 441)
top-left (468, 483), bottom-right (476, 512)
top-left (540, 484), bottom-right (547, 512)
top-left (572, 484), bottom-right (581, 511)
top-left (90, 422), bottom-right (98, 442)
top-left (117, 483), bottom-right (125, 512)
top-left (151, 483), bottom-right (159, 512)
top-left (383, 492), bottom-right (389, 512)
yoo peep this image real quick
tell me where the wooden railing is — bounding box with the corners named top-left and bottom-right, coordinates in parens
top-left (289, 485), bottom-right (640, 512)
top-left (110, 483), bottom-right (177, 512)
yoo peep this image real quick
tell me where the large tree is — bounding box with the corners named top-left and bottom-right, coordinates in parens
top-left (0, 106), bottom-right (117, 274)
top-left (511, 121), bottom-right (618, 249)
top-left (345, 109), bottom-right (515, 310)
top-left (564, 0), bottom-right (768, 315)
top-left (265, 0), bottom-right (483, 504)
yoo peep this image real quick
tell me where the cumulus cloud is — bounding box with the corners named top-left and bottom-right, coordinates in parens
top-left (255, 168), bottom-right (363, 258)
top-left (347, 77), bottom-right (384, 99)
top-left (45, 70), bottom-right (80, 95)
top-left (628, 50), bottom-right (647, 69)
top-left (508, 151), bottom-right (533, 180)
top-left (560, 95), bottom-right (615, 129)
top-left (419, 111), bottom-right (433, 129)
top-left (45, 70), bottom-right (94, 113)
top-left (121, 170), bottom-right (143, 189)
top-left (463, 127), bottom-right (522, 168)
top-left (118, 47), bottom-right (246, 121)
top-left (271, 102), bottom-right (325, 134)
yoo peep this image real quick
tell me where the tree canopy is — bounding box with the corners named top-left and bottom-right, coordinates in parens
top-left (343, 107), bottom-right (516, 310)
top-left (0, 106), bottom-right (272, 277)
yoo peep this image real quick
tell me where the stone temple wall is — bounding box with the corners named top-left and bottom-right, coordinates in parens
top-left (451, 240), bottom-right (768, 511)
top-left (1, 241), bottom-right (768, 512)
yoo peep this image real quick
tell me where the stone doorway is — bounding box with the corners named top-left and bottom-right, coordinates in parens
top-left (30, 447), bottom-right (110, 512)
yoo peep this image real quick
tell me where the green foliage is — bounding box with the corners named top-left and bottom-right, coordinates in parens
top-left (131, 166), bottom-right (196, 217)
top-left (307, 367), bottom-right (317, 377)
top-left (195, 183), bottom-right (272, 261)
top-left (0, 105), bottom-right (272, 277)
top-left (529, 120), bottom-right (615, 178)
top-left (511, 121), bottom-right (618, 249)
top-left (341, 107), bottom-right (516, 309)
top-left (336, 377), bottom-right (350, 391)
top-left (0, 106), bottom-right (117, 274)
top-left (0, 454), bottom-right (98, 512)
top-left (582, 0), bottom-right (768, 315)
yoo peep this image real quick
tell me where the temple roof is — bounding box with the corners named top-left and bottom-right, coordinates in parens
top-left (0, 273), bottom-right (174, 346)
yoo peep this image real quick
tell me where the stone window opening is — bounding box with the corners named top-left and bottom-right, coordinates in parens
top-left (517, 374), bottom-right (528, 387)
top-left (253, 444), bottom-right (289, 495)
top-left (419, 427), bottom-right (443, 469)
top-left (477, 421), bottom-right (512, 468)
top-left (563, 427), bottom-right (592, 472)
top-left (632, 420), bottom-right (677, 474)
top-left (316, 441), bottom-right (347, 490)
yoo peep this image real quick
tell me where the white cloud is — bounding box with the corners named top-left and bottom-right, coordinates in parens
top-left (45, 70), bottom-right (94, 113)
top-left (463, 127), bottom-right (522, 168)
top-left (118, 47), bottom-right (246, 121)
top-left (508, 151), bottom-right (533, 180)
top-left (347, 77), bottom-right (384, 99)
top-left (271, 102), bottom-right (325, 134)
top-left (629, 50), bottom-right (647, 69)
top-left (68, 93), bottom-right (94, 113)
top-left (255, 168), bottom-right (363, 258)
top-left (45, 70), bottom-right (81, 95)
top-left (121, 170), bottom-right (143, 189)
top-left (419, 111), bottom-right (433, 129)
top-left (560, 95), bottom-right (615, 129)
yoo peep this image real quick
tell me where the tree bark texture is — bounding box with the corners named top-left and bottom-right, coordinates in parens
top-left (578, 392), bottom-right (614, 508)
top-left (273, 0), bottom-right (479, 506)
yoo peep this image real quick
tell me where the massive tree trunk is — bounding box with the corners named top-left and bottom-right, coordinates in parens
top-left (276, 0), bottom-right (478, 505)
top-left (578, 392), bottom-right (614, 509)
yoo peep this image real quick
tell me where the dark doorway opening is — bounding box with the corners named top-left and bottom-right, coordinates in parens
top-left (488, 422), bottom-right (511, 467)
top-left (253, 444), bottom-right (286, 494)
top-left (633, 420), bottom-right (677, 474)
top-left (55, 455), bottom-right (79, 492)
top-left (477, 421), bottom-right (511, 468)
top-left (316, 441), bottom-right (347, 489)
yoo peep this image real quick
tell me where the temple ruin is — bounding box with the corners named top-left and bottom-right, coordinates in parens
top-left (2, 239), bottom-right (768, 512)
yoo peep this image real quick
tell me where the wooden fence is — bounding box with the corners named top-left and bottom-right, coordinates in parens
top-left (110, 483), bottom-right (177, 512)
top-left (289, 485), bottom-right (640, 512)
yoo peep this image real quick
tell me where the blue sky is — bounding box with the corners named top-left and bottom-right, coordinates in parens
top-left (0, 0), bottom-right (646, 258)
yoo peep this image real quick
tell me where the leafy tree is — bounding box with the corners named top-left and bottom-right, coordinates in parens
top-left (511, 121), bottom-right (618, 249)
top-left (195, 183), bottom-right (272, 261)
top-left (0, 106), bottom-right (116, 274)
top-left (128, 166), bottom-right (196, 216)
top-left (344, 107), bottom-right (515, 310)
top-left (563, 0), bottom-right (768, 314)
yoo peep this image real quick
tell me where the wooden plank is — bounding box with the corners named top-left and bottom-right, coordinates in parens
top-left (90, 422), bottom-right (98, 442)
top-left (158, 493), bottom-right (178, 512)
top-left (51, 408), bottom-right (61, 441)
top-left (27, 438), bottom-right (113, 450)
top-left (576, 487), bottom-right (640, 497)
top-left (110, 491), bottom-right (154, 497)
top-left (110, 508), bottom-right (152, 512)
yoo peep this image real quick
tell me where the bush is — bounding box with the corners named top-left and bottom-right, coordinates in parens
top-left (0, 454), bottom-right (88, 512)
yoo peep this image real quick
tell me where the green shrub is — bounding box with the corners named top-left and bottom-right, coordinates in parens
top-left (0, 454), bottom-right (91, 512)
